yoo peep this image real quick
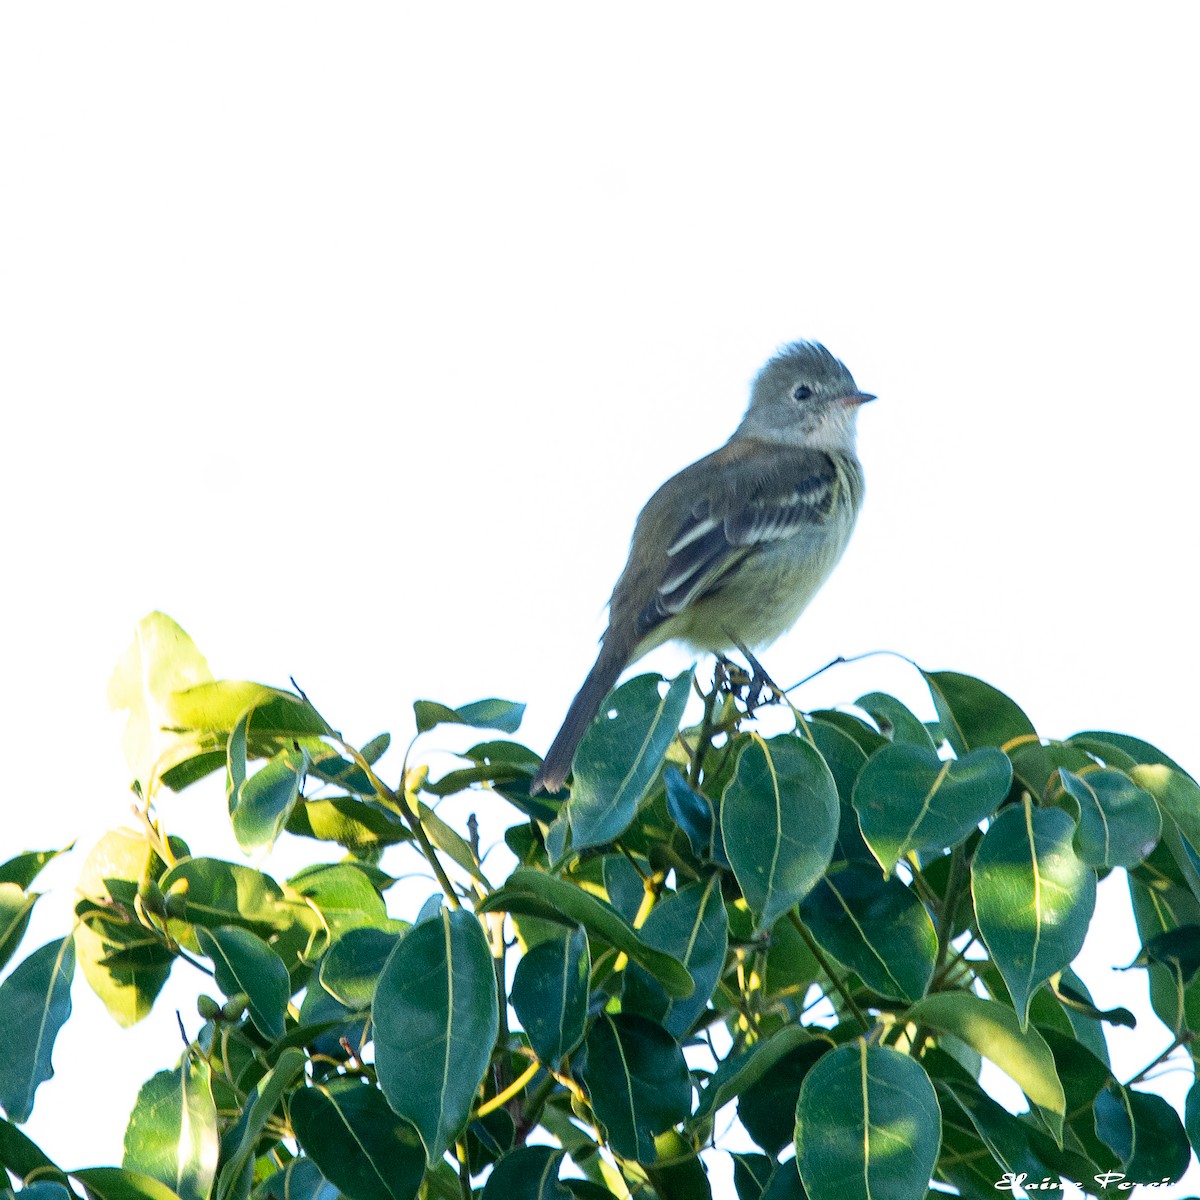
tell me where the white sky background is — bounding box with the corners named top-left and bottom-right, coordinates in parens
top-left (3, 3), bottom-right (1199, 1196)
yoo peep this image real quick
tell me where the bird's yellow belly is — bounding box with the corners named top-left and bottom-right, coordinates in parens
top-left (663, 527), bottom-right (851, 655)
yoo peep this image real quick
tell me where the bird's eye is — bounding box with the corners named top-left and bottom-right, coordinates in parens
top-left (792, 384), bottom-right (813, 401)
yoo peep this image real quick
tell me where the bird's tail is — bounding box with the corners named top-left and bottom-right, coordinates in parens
top-left (530, 645), bottom-right (628, 795)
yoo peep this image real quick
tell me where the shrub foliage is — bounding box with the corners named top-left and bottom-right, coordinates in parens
top-left (2, 612), bottom-right (1199, 1199)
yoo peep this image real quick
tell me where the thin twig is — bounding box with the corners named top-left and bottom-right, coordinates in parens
top-left (787, 910), bottom-right (871, 1033)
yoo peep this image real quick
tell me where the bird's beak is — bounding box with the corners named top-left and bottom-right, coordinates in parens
top-left (840, 391), bottom-right (877, 407)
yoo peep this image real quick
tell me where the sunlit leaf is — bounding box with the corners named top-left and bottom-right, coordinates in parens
top-left (0, 847), bottom-right (72, 891)
top-left (1057, 768), bottom-right (1160, 868)
top-left (971, 803), bottom-right (1096, 1026)
top-left (0, 884), bottom-right (38, 974)
top-left (799, 863), bottom-right (935, 1001)
top-left (122, 1057), bottom-right (219, 1200)
top-left (108, 613), bottom-right (214, 792)
top-left (853, 743), bottom-right (1011, 876)
top-left (794, 1044), bottom-right (940, 1200)
top-left (413, 698), bottom-right (525, 735)
top-left (906, 992), bottom-right (1065, 1138)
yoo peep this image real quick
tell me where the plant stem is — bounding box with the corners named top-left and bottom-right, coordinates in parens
top-left (517, 1070), bottom-right (560, 1142)
top-left (787, 910), bottom-right (871, 1033)
top-left (931, 844), bottom-right (968, 985)
top-left (475, 1059), bottom-right (541, 1119)
top-left (456, 1142), bottom-right (472, 1200)
top-left (1125, 1031), bottom-right (1196, 1087)
top-left (334, 735), bottom-right (463, 908)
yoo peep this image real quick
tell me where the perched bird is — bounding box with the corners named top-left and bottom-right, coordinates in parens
top-left (530, 341), bottom-right (874, 795)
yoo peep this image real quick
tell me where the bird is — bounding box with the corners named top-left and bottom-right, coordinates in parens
top-left (530, 340), bottom-right (874, 795)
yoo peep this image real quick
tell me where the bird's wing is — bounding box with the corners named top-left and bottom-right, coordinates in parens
top-left (634, 447), bottom-right (839, 639)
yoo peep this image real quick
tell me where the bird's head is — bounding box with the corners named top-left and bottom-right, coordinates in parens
top-left (738, 341), bottom-right (875, 451)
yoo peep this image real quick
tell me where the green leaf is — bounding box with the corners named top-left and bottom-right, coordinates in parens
top-left (932, 1067), bottom-right (1061, 1186)
top-left (600, 855), bottom-right (645, 922)
top-left (159, 858), bottom-right (293, 933)
top-left (759, 1166), bottom-right (805, 1200)
top-left (971, 803), bottom-right (1096, 1026)
top-left (214, 1048), bottom-right (307, 1200)
top-left (122, 1058), bottom-right (219, 1200)
top-left (166, 682), bottom-right (331, 738)
top-left (72, 1168), bottom-right (185, 1200)
top-left (258, 1159), bottom-right (338, 1200)
top-left (13, 1181), bottom-right (73, 1200)
top-left (373, 908), bottom-right (499, 1166)
top-left (73, 830), bottom-right (176, 1026)
top-left (196, 927), bottom-right (290, 1040)
top-left (807, 710), bottom-right (886, 755)
top-left (855, 692), bottom-right (936, 750)
top-left (480, 1147), bottom-right (571, 1200)
top-left (1057, 768), bottom-right (1161, 868)
top-left (1094, 1082), bottom-right (1192, 1183)
top-left (1129, 925), bottom-right (1200, 982)
top-left (630, 875), bottom-right (728, 1037)
top-left (413, 698), bottom-right (525, 735)
top-left (318, 927), bottom-right (402, 1010)
top-left (798, 863), bottom-right (936, 1002)
top-left (289, 863), bottom-right (388, 936)
top-left (0, 847), bottom-right (72, 891)
top-left (794, 1044), bottom-right (940, 1200)
top-left (510, 927), bottom-right (590, 1066)
top-left (663, 769), bottom-right (728, 867)
top-left (805, 719), bottom-right (877, 868)
top-left (416, 803), bottom-right (487, 886)
top-left (425, 740), bottom-right (543, 799)
top-left (644, 1130), bottom-right (712, 1200)
top-left (1186, 1076), bottom-right (1200, 1161)
top-left (905, 992), bottom-right (1065, 1137)
top-left (0, 937), bottom-right (75, 1123)
top-left (1036, 1028), bottom-right (1113, 1166)
top-left (286, 797), bottom-right (411, 852)
top-left (732, 1153), bottom-right (774, 1200)
top-left (920, 669), bottom-right (1036, 754)
top-left (694, 1027), bottom-right (819, 1122)
top-left (721, 735), bottom-right (839, 931)
top-left (1128, 762), bottom-right (1200, 862)
top-left (0, 1115), bottom-right (70, 1188)
top-left (580, 1014), bottom-right (690, 1164)
top-left (289, 1079), bottom-right (425, 1200)
top-left (107, 612), bottom-right (214, 792)
top-left (563, 672), bottom-right (692, 853)
top-left (1070, 730), bottom-right (1190, 774)
top-left (0, 885), bottom-right (38, 974)
top-left (228, 744), bottom-right (309, 855)
top-left (853, 744), bottom-right (1012, 876)
top-left (737, 1039), bottom-right (827, 1156)
top-left (477, 869), bottom-right (693, 999)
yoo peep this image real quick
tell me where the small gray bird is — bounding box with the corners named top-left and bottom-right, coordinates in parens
top-left (531, 341), bottom-right (873, 794)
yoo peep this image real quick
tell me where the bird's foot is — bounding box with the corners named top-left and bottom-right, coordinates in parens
top-left (718, 645), bottom-right (786, 714)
